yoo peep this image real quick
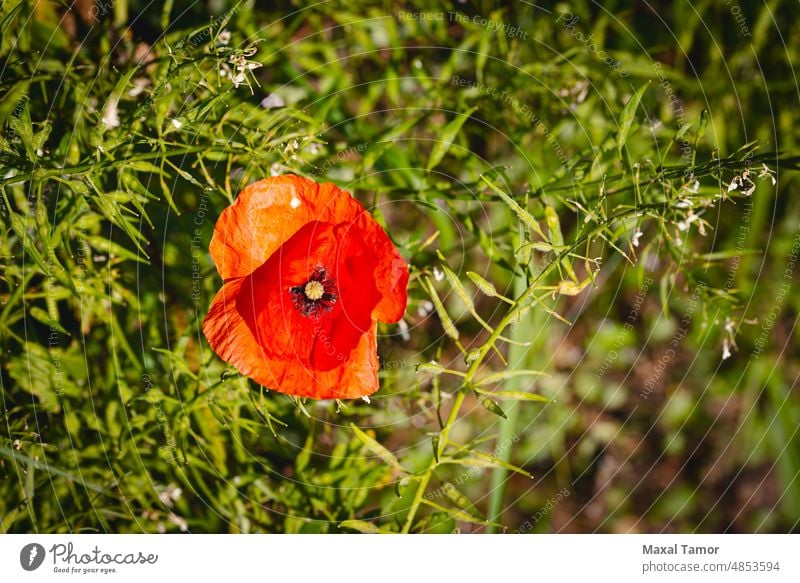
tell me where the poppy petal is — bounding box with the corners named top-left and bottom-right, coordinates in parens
top-left (240, 220), bottom-right (380, 369)
top-left (238, 220), bottom-right (339, 361)
top-left (257, 321), bottom-right (380, 400)
top-left (204, 174), bottom-right (409, 399)
top-left (309, 226), bottom-right (382, 370)
top-left (203, 277), bottom-right (379, 399)
top-left (202, 277), bottom-right (266, 382)
top-left (350, 212), bottom-right (409, 323)
top-left (209, 175), bottom-right (367, 281)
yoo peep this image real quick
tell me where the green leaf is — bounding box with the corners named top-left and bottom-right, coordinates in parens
top-left (8, 101), bottom-right (35, 160)
top-left (85, 178), bottom-right (150, 256)
top-left (295, 432), bottom-right (313, 473)
top-left (351, 423), bottom-right (402, 471)
top-left (616, 82), bottom-right (649, 157)
top-left (478, 394), bottom-right (507, 419)
top-left (466, 271), bottom-right (497, 296)
top-left (471, 450), bottom-right (532, 479)
top-left (696, 109), bottom-right (709, 143)
top-left (545, 205), bottom-right (578, 281)
top-left (9, 213), bottom-right (48, 274)
top-left (675, 119), bottom-right (695, 141)
top-left (424, 277), bottom-right (459, 340)
top-left (659, 270), bottom-right (672, 319)
top-left (421, 498), bottom-right (498, 527)
top-left (481, 176), bottom-right (546, 239)
top-left (6, 343), bottom-right (67, 412)
top-left (544, 205), bottom-right (564, 247)
top-left (339, 519), bottom-right (383, 533)
top-left (692, 109), bottom-right (709, 166)
top-left (29, 307), bottom-right (69, 335)
top-left (476, 369), bottom-right (547, 386)
top-left (126, 161), bottom-right (165, 174)
top-left (474, 388), bottom-right (550, 403)
top-left (0, 2), bottom-right (23, 38)
top-left (0, 445), bottom-right (109, 495)
top-left (443, 482), bottom-right (485, 521)
top-left (439, 262), bottom-right (474, 311)
top-left (427, 106), bottom-right (477, 170)
top-left (365, 115), bottom-right (424, 168)
top-left (443, 452), bottom-right (532, 478)
top-left (416, 361), bottom-right (445, 375)
top-left (522, 242), bottom-right (569, 253)
top-left (85, 236), bottom-right (148, 264)
top-left (32, 121), bottom-right (52, 153)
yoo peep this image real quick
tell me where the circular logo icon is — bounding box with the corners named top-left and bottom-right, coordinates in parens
top-left (20, 543), bottom-right (46, 571)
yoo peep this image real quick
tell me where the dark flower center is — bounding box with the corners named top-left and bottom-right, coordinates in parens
top-left (290, 266), bottom-right (337, 318)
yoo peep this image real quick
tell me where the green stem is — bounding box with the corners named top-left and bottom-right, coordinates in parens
top-left (400, 203), bottom-right (664, 532)
top-left (401, 390), bottom-right (465, 533)
top-left (485, 275), bottom-right (546, 531)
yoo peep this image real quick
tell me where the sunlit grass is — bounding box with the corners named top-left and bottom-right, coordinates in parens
top-left (1, 0), bottom-right (799, 533)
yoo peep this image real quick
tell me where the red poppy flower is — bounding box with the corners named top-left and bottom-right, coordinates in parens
top-left (202, 175), bottom-right (408, 399)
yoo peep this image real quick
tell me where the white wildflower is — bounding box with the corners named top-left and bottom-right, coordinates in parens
top-left (167, 512), bottom-right (188, 532)
top-left (397, 319), bottom-right (410, 342)
top-left (632, 228), bottom-right (643, 247)
top-left (730, 170), bottom-right (756, 196)
top-left (433, 266), bottom-right (444, 281)
top-left (216, 29), bottom-right (231, 46)
top-left (101, 94), bottom-right (120, 130)
top-left (157, 483), bottom-right (183, 508)
top-left (574, 81), bottom-right (589, 105)
top-left (721, 317), bottom-right (737, 359)
top-left (677, 210), bottom-right (698, 232)
top-left (261, 93), bottom-right (285, 109)
top-left (417, 300), bottom-right (434, 317)
top-left (127, 78), bottom-right (150, 97)
top-left (724, 317), bottom-right (734, 335)
top-left (283, 139), bottom-right (299, 154)
top-left (231, 70), bottom-right (246, 87)
top-left (227, 46), bottom-right (262, 93)
top-left (170, 118), bottom-right (182, 129)
top-left (758, 163), bottom-right (777, 185)
top-left (361, 395), bottom-right (371, 404)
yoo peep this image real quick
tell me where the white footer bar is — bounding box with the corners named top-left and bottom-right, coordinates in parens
top-left (2, 534), bottom-right (797, 582)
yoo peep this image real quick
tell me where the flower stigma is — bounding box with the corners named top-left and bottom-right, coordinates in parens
top-left (290, 266), bottom-right (338, 317)
top-left (304, 280), bottom-right (325, 300)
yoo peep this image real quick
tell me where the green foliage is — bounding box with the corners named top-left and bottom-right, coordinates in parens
top-left (1, 0), bottom-right (799, 534)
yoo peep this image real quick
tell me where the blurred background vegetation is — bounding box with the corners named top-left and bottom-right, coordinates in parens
top-left (1, 0), bottom-right (799, 533)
